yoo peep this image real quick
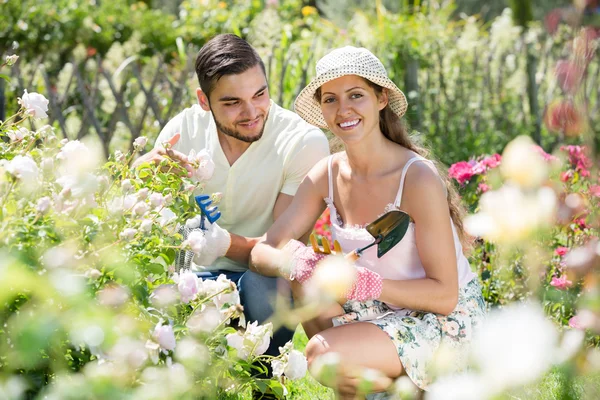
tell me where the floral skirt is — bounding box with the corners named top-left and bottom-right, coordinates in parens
top-left (332, 279), bottom-right (487, 390)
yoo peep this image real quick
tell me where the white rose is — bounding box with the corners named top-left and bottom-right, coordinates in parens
top-left (271, 359), bottom-right (285, 378)
top-left (134, 136), bottom-right (148, 149)
top-left (174, 270), bottom-right (200, 303)
top-left (245, 321), bottom-right (272, 356)
top-left (133, 201), bottom-right (150, 216)
top-left (86, 269), bottom-right (103, 280)
top-left (187, 305), bottom-right (225, 333)
top-left (137, 188), bottom-right (150, 200)
top-left (149, 192), bottom-right (164, 207)
top-left (5, 54), bottom-right (19, 66)
top-left (153, 324), bottom-right (176, 351)
top-left (36, 124), bottom-right (53, 138)
top-left (119, 228), bottom-right (137, 241)
top-left (41, 157), bottom-right (54, 172)
top-left (284, 350), bottom-right (308, 380)
top-left (6, 155), bottom-right (39, 181)
top-left (121, 179), bottom-right (133, 193)
top-left (163, 194), bottom-right (173, 206)
top-left (114, 150), bottom-right (125, 162)
top-left (226, 332), bottom-right (247, 359)
top-left (189, 149), bottom-right (215, 181)
top-left (140, 219), bottom-right (153, 233)
top-left (56, 173), bottom-right (99, 198)
top-left (157, 207), bottom-right (177, 226)
top-left (19, 90), bottom-right (49, 118)
top-left (7, 127), bottom-right (26, 142)
top-left (36, 196), bottom-right (51, 214)
top-left (97, 175), bottom-right (110, 192)
top-left (57, 140), bottom-right (102, 175)
top-left (184, 230), bottom-right (206, 254)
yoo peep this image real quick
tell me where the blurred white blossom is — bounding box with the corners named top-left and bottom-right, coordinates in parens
top-left (471, 302), bottom-right (558, 393)
top-left (5, 155), bottom-right (39, 181)
top-left (284, 349), bottom-right (308, 380)
top-left (184, 230), bottom-right (206, 254)
top-left (500, 136), bottom-right (549, 188)
top-left (173, 269), bottom-right (200, 303)
top-left (464, 185), bottom-right (556, 244)
top-left (36, 196), bottom-right (51, 214)
top-left (153, 323), bottom-right (176, 351)
top-left (188, 149), bottom-right (215, 181)
top-left (5, 54), bottom-right (19, 66)
top-left (134, 136), bottom-right (148, 150)
top-left (7, 127), bottom-right (26, 142)
top-left (226, 321), bottom-right (272, 360)
top-left (18, 90), bottom-right (49, 118)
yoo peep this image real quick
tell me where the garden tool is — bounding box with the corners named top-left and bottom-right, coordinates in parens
top-left (346, 210), bottom-right (411, 261)
top-left (309, 234), bottom-right (342, 254)
top-left (310, 210), bottom-right (410, 261)
top-left (194, 194), bottom-right (221, 229)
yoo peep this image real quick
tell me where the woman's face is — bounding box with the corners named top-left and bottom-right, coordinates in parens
top-left (319, 75), bottom-right (387, 143)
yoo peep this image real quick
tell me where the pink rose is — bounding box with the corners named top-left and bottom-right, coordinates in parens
top-left (448, 161), bottom-right (474, 185)
top-left (481, 154), bottom-right (502, 169)
top-left (532, 146), bottom-right (558, 162)
top-left (560, 171), bottom-right (573, 183)
top-left (555, 247), bottom-right (569, 257)
top-left (568, 316), bottom-right (582, 329)
top-left (478, 183), bottom-right (490, 193)
top-left (589, 185), bottom-right (600, 198)
top-left (550, 275), bottom-right (572, 290)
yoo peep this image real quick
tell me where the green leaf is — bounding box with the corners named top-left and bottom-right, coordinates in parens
top-left (147, 263), bottom-right (165, 274)
top-left (0, 74), bottom-right (10, 83)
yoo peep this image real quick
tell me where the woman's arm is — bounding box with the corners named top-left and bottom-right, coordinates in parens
top-left (378, 163), bottom-right (460, 315)
top-left (249, 158), bottom-right (329, 277)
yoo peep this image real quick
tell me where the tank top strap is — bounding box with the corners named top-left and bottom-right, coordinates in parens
top-left (327, 155), bottom-right (335, 201)
top-left (393, 156), bottom-right (435, 207)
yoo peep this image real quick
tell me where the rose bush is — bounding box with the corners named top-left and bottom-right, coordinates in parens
top-left (0, 83), bottom-right (307, 399)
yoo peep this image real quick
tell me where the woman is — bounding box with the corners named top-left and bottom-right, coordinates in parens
top-left (250, 46), bottom-right (486, 398)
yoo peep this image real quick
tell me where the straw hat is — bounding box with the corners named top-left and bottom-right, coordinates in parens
top-left (294, 46), bottom-right (408, 129)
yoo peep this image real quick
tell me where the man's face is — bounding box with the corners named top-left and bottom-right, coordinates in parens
top-left (200, 65), bottom-right (271, 143)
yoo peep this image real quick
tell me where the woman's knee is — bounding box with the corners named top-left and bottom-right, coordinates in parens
top-left (305, 333), bottom-right (331, 366)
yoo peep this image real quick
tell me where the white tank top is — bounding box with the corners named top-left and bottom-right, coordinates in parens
top-left (324, 155), bottom-right (476, 310)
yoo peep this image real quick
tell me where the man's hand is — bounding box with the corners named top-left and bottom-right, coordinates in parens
top-left (132, 133), bottom-right (195, 177)
top-left (189, 220), bottom-right (232, 268)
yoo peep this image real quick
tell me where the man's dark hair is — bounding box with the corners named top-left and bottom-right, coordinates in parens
top-left (195, 34), bottom-right (266, 99)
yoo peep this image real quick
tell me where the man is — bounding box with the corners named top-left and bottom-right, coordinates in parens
top-left (133, 33), bottom-right (329, 389)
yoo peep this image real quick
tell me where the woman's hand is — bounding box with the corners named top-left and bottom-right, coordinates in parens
top-left (345, 267), bottom-right (383, 302)
top-left (280, 239), bottom-right (327, 282)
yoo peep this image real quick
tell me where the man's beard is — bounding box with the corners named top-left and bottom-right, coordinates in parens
top-left (213, 114), bottom-right (265, 144)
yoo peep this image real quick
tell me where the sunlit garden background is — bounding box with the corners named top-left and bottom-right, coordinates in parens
top-left (1, 0), bottom-right (600, 398)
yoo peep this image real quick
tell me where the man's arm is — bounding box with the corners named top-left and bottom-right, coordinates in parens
top-left (223, 192), bottom-right (299, 264)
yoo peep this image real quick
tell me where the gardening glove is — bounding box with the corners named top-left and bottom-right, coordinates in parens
top-left (280, 239), bottom-right (327, 283)
top-left (184, 218), bottom-right (231, 268)
top-left (346, 267), bottom-right (383, 302)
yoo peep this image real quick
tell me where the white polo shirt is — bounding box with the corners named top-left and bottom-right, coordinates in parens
top-left (155, 100), bottom-right (330, 272)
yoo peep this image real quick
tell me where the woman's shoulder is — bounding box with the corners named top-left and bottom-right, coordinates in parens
top-left (401, 157), bottom-right (446, 204)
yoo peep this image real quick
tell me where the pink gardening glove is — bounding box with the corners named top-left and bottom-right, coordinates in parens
top-left (346, 267), bottom-right (383, 302)
top-left (280, 239), bottom-right (327, 283)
